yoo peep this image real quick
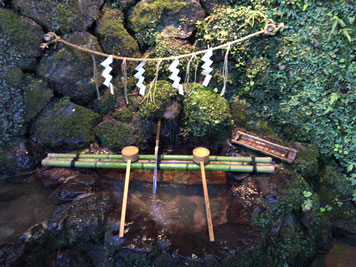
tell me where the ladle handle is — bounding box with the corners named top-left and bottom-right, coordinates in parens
top-left (200, 161), bottom-right (215, 242)
top-left (119, 159), bottom-right (131, 238)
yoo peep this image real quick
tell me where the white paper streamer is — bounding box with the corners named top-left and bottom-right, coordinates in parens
top-left (134, 61), bottom-right (147, 95)
top-left (100, 55), bottom-right (114, 95)
top-left (201, 49), bottom-right (213, 87)
top-left (168, 58), bottom-right (183, 95)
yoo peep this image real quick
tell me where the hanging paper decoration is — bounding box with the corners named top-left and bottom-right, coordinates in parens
top-left (201, 49), bottom-right (213, 87)
top-left (134, 61), bottom-right (147, 96)
top-left (100, 55), bottom-right (114, 95)
top-left (168, 58), bottom-right (184, 95)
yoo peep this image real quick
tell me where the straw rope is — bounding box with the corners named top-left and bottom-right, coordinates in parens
top-left (41, 23), bottom-right (284, 62)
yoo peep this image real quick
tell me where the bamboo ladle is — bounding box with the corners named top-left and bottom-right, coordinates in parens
top-left (119, 146), bottom-right (139, 238)
top-left (193, 147), bottom-right (215, 242)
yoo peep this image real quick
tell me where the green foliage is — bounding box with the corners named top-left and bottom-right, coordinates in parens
top-left (255, 176), bottom-right (322, 265)
top-left (139, 80), bottom-right (177, 119)
top-left (183, 84), bottom-right (231, 138)
top-left (196, 1), bottom-right (355, 172)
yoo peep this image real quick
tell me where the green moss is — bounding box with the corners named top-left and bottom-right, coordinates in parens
top-left (183, 84), bottom-right (231, 139)
top-left (0, 8), bottom-right (42, 68)
top-left (4, 67), bottom-right (24, 87)
top-left (254, 175), bottom-right (322, 266)
top-left (128, 0), bottom-right (187, 46)
top-left (230, 97), bottom-right (251, 127)
top-left (139, 80), bottom-right (177, 119)
top-left (95, 120), bottom-right (138, 152)
top-left (112, 107), bottom-right (133, 123)
top-left (319, 165), bottom-right (353, 200)
top-left (96, 8), bottom-right (139, 57)
top-left (22, 75), bottom-right (53, 123)
top-left (92, 88), bottom-right (118, 115)
top-left (31, 99), bottom-right (100, 150)
top-left (294, 143), bottom-right (319, 179)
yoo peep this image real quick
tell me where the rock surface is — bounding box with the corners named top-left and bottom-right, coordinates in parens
top-left (31, 99), bottom-right (100, 150)
top-left (128, 0), bottom-right (205, 46)
top-left (0, 8), bottom-right (43, 70)
top-left (38, 32), bottom-right (102, 104)
top-left (12, 0), bottom-right (104, 33)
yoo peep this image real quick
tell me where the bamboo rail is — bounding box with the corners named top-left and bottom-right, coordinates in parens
top-left (42, 159), bottom-right (275, 173)
top-left (46, 153), bottom-right (273, 163)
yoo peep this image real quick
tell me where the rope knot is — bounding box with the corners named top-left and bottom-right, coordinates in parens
top-left (41, 32), bottom-right (60, 49)
top-left (264, 23), bottom-right (285, 36)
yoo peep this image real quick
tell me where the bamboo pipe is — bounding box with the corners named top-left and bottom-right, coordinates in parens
top-left (48, 158), bottom-right (271, 166)
top-left (41, 159), bottom-right (275, 173)
top-left (47, 153), bottom-right (273, 163)
top-left (119, 146), bottom-right (139, 238)
top-left (193, 147), bottom-right (214, 242)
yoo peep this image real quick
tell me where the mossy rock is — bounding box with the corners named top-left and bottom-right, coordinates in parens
top-left (31, 98), bottom-right (100, 150)
top-left (319, 165), bottom-right (353, 200)
top-left (96, 8), bottom-right (140, 57)
top-left (5, 67), bottom-right (24, 87)
top-left (91, 88), bottom-right (119, 115)
top-left (0, 8), bottom-right (43, 70)
top-left (112, 107), bottom-right (134, 123)
top-left (95, 120), bottom-right (140, 152)
top-left (0, 71), bottom-right (25, 147)
top-left (128, 0), bottom-right (205, 47)
top-left (139, 80), bottom-right (178, 119)
top-left (291, 142), bottom-right (320, 179)
top-left (22, 74), bottom-right (54, 123)
top-left (183, 84), bottom-right (231, 140)
top-left (38, 32), bottom-right (102, 104)
top-left (230, 97), bottom-right (251, 127)
top-left (0, 138), bottom-right (45, 175)
top-left (12, 0), bottom-right (104, 33)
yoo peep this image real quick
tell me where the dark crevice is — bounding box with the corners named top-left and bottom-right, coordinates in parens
top-left (186, 28), bottom-right (198, 46)
top-left (87, 20), bottom-right (97, 36)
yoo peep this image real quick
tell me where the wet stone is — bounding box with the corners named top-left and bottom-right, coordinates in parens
top-left (47, 249), bottom-right (91, 267)
top-left (38, 168), bottom-right (79, 187)
top-left (48, 179), bottom-right (93, 204)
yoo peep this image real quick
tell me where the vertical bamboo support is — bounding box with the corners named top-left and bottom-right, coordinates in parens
top-left (193, 147), bottom-right (215, 242)
top-left (119, 146), bottom-right (139, 238)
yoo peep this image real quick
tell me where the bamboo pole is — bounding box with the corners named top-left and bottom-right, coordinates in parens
top-left (193, 147), bottom-right (214, 242)
top-left (153, 120), bottom-right (161, 194)
top-left (119, 146), bottom-right (139, 238)
top-left (47, 153), bottom-right (273, 163)
top-left (42, 159), bottom-right (275, 173)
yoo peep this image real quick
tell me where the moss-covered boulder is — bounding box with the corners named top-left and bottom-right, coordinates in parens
top-left (38, 32), bottom-right (102, 104)
top-left (95, 120), bottom-right (139, 152)
top-left (0, 8), bottom-right (43, 70)
top-left (11, 0), bottom-right (104, 33)
top-left (291, 142), bottom-right (320, 179)
top-left (183, 84), bottom-right (231, 140)
top-left (22, 74), bottom-right (53, 123)
top-left (31, 99), bottom-right (100, 150)
top-left (96, 8), bottom-right (140, 57)
top-left (230, 97), bottom-right (251, 127)
top-left (0, 69), bottom-right (26, 147)
top-left (139, 80), bottom-right (177, 119)
top-left (91, 88), bottom-right (119, 115)
top-left (0, 138), bottom-right (45, 175)
top-left (128, 0), bottom-right (205, 47)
